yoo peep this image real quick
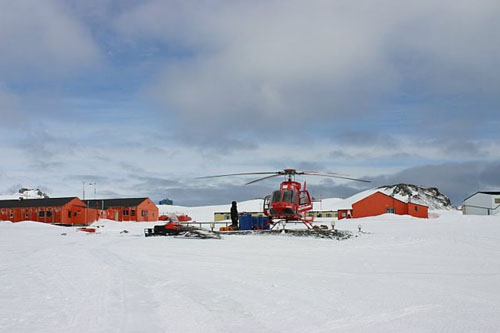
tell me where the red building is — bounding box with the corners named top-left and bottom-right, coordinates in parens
top-left (0, 197), bottom-right (159, 225)
top-left (85, 198), bottom-right (158, 222)
top-left (338, 191), bottom-right (428, 219)
top-left (0, 197), bottom-right (98, 225)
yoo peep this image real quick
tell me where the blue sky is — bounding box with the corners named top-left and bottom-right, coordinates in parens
top-left (0, 0), bottom-right (499, 205)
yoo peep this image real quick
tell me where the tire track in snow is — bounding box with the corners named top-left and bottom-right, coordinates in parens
top-left (87, 241), bottom-right (164, 332)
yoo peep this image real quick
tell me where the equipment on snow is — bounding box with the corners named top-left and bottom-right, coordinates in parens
top-left (144, 221), bottom-right (220, 239)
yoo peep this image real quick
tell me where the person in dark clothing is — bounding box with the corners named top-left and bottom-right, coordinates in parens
top-left (230, 201), bottom-right (239, 229)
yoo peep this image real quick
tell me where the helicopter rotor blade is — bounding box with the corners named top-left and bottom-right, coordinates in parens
top-left (245, 174), bottom-right (282, 185)
top-left (196, 169), bottom-right (370, 183)
top-left (301, 171), bottom-right (350, 177)
top-left (301, 172), bottom-right (371, 183)
top-left (196, 171), bottom-right (280, 179)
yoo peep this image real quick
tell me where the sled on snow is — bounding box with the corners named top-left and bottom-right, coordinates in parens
top-left (144, 222), bottom-right (220, 239)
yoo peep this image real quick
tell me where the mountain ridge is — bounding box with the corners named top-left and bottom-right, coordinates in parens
top-left (378, 184), bottom-right (453, 210)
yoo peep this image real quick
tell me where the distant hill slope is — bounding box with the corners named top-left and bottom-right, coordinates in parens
top-left (0, 188), bottom-right (49, 201)
top-left (378, 184), bottom-right (453, 210)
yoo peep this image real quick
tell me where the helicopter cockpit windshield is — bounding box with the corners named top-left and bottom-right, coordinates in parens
top-left (271, 190), bottom-right (282, 203)
top-left (281, 190), bottom-right (297, 204)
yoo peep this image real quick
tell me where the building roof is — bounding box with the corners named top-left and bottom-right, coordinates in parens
top-left (85, 198), bottom-right (150, 209)
top-left (319, 189), bottom-right (428, 211)
top-left (463, 191), bottom-right (500, 202)
top-left (0, 197), bottom-right (78, 208)
top-left (319, 189), bottom-right (379, 210)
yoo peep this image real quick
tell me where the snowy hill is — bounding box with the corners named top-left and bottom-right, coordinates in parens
top-left (0, 188), bottom-right (49, 200)
top-left (378, 184), bottom-right (453, 210)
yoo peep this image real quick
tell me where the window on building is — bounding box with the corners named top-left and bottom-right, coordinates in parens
top-left (74, 212), bottom-right (77, 217)
top-left (414, 206), bottom-right (418, 212)
top-left (131, 210), bottom-right (136, 216)
top-left (386, 208), bottom-right (395, 214)
top-left (495, 198), bottom-right (500, 204)
top-left (39, 211), bottom-right (45, 218)
top-left (326, 213), bottom-right (331, 218)
top-left (341, 212), bottom-right (346, 218)
top-left (141, 210), bottom-right (148, 217)
top-left (46, 211), bottom-right (53, 218)
top-left (25, 212), bottom-right (29, 219)
top-left (123, 209), bottom-right (129, 216)
top-left (10, 211), bottom-right (14, 219)
top-left (68, 211), bottom-right (72, 218)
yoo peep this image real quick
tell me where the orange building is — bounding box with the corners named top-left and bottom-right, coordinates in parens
top-left (0, 197), bottom-right (98, 225)
top-left (338, 191), bottom-right (428, 219)
top-left (85, 198), bottom-right (158, 222)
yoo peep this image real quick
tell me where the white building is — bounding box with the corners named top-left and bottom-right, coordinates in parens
top-left (462, 192), bottom-right (500, 215)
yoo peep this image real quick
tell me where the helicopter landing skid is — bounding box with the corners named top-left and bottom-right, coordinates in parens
top-left (269, 219), bottom-right (314, 230)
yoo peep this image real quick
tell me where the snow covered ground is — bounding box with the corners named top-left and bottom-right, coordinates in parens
top-left (1, 210), bottom-right (500, 332)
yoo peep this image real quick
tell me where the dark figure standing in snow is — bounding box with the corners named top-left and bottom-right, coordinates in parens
top-left (230, 201), bottom-right (239, 229)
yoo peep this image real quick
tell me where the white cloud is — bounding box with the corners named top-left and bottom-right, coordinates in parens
top-left (117, 1), bottom-right (397, 132)
top-left (112, 0), bottom-right (500, 139)
top-left (0, 0), bottom-right (101, 81)
top-left (0, 84), bottom-right (25, 126)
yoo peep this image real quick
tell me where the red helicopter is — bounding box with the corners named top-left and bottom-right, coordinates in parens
top-left (198, 168), bottom-right (370, 229)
